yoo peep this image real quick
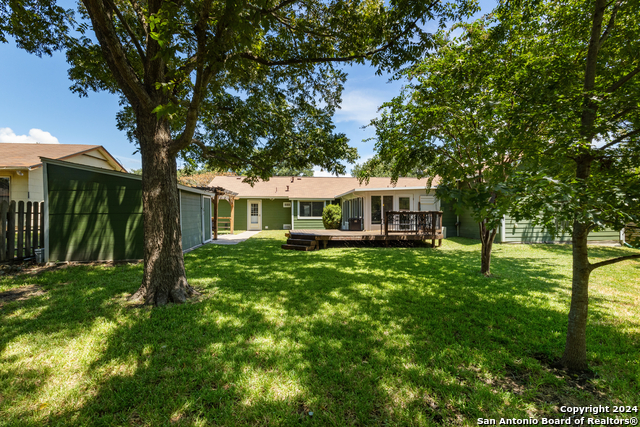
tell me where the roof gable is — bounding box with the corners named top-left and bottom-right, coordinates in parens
top-left (0, 143), bottom-right (126, 171)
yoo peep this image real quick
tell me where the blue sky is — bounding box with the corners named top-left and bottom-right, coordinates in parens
top-left (0, 0), bottom-right (495, 175)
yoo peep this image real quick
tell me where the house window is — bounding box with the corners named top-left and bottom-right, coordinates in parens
top-left (399, 197), bottom-right (411, 211)
top-left (0, 177), bottom-right (9, 204)
top-left (299, 201), bottom-right (324, 218)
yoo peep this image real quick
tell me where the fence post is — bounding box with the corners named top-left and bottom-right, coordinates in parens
top-left (17, 201), bottom-right (25, 259)
top-left (25, 202), bottom-right (32, 257)
top-left (7, 201), bottom-right (16, 260)
top-left (32, 202), bottom-right (39, 250)
top-left (39, 202), bottom-right (44, 249)
top-left (0, 200), bottom-right (7, 261)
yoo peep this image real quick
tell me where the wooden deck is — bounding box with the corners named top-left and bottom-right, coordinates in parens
top-left (282, 229), bottom-right (444, 251)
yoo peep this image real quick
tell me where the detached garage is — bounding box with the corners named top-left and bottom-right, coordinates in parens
top-left (42, 158), bottom-right (216, 262)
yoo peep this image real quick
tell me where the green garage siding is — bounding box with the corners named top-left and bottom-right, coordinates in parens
top-left (180, 191), bottom-right (203, 250)
top-left (261, 199), bottom-right (292, 230)
top-left (46, 160), bottom-right (214, 262)
top-left (47, 163), bottom-right (144, 261)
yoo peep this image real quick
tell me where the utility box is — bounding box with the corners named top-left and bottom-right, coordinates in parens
top-left (348, 217), bottom-right (362, 231)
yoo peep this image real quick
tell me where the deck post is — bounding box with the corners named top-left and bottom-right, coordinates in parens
top-left (230, 197), bottom-right (235, 235)
top-left (384, 211), bottom-right (389, 236)
top-left (214, 192), bottom-right (219, 240)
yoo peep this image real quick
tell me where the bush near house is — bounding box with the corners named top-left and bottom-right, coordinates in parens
top-left (322, 204), bottom-right (342, 229)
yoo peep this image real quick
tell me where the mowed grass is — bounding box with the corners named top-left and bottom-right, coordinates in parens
top-left (0, 232), bottom-right (638, 426)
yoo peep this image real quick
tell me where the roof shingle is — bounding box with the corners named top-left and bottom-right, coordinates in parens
top-left (209, 176), bottom-right (439, 199)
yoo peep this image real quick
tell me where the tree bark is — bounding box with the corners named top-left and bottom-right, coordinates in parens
top-left (561, 218), bottom-right (592, 370)
top-left (479, 221), bottom-right (498, 276)
top-left (129, 114), bottom-right (198, 305)
top-left (559, 0), bottom-right (607, 369)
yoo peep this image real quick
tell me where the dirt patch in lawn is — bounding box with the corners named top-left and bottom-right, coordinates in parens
top-left (0, 285), bottom-right (47, 306)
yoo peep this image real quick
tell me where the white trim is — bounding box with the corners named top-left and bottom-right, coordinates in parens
top-left (203, 196), bottom-right (212, 243)
top-left (179, 190), bottom-right (183, 234)
top-left (291, 201), bottom-right (295, 230)
top-left (297, 200), bottom-right (326, 220)
top-left (43, 162), bottom-right (49, 263)
top-left (39, 157), bottom-right (217, 197)
top-left (247, 199), bottom-right (262, 230)
top-left (334, 186), bottom-right (436, 199)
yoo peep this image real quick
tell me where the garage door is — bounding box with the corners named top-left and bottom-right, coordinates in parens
top-left (181, 191), bottom-right (202, 251)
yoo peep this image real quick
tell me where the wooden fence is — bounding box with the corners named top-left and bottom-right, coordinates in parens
top-left (1, 200), bottom-right (45, 262)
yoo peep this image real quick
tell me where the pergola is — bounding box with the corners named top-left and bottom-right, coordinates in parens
top-left (195, 186), bottom-right (238, 239)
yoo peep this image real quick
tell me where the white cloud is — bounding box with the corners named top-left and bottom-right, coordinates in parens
top-left (334, 90), bottom-right (385, 124)
top-left (0, 127), bottom-right (59, 144)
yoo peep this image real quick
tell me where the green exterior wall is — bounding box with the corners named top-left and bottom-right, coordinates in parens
top-left (217, 198), bottom-right (291, 230)
top-left (502, 217), bottom-right (619, 243)
top-left (261, 199), bottom-right (292, 230)
top-left (458, 208), bottom-right (482, 240)
top-left (456, 206), bottom-right (618, 243)
top-left (180, 191), bottom-right (202, 250)
top-left (47, 162), bottom-right (211, 262)
top-left (440, 201), bottom-right (458, 238)
top-left (292, 200), bottom-right (330, 229)
top-left (47, 163), bottom-right (144, 261)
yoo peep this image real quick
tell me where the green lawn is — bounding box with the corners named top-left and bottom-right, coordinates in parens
top-left (1, 232), bottom-right (638, 426)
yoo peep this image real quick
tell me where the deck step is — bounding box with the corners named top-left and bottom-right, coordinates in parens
top-left (287, 239), bottom-right (317, 246)
top-left (287, 234), bottom-right (317, 241)
top-left (281, 244), bottom-right (317, 251)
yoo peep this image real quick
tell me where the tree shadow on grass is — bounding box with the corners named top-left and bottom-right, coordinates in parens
top-left (1, 234), bottom-right (638, 426)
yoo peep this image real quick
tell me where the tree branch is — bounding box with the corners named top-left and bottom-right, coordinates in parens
top-left (105, 0), bottom-right (146, 63)
top-left (598, 127), bottom-right (640, 150)
top-left (598, 0), bottom-right (620, 48)
top-left (590, 253), bottom-right (640, 270)
top-left (238, 16), bottom-right (421, 67)
top-left (81, 0), bottom-right (153, 111)
top-left (606, 63), bottom-right (640, 93)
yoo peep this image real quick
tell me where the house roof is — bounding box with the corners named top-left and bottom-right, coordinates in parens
top-left (0, 143), bottom-right (126, 171)
top-left (209, 176), bottom-right (439, 199)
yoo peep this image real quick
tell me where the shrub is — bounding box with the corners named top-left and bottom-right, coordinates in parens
top-left (322, 204), bottom-right (342, 229)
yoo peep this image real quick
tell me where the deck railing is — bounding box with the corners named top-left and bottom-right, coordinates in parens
top-left (384, 211), bottom-right (442, 236)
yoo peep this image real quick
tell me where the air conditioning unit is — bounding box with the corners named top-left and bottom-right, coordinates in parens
top-left (283, 202), bottom-right (291, 208)
top-left (442, 226), bottom-right (447, 239)
top-left (283, 224), bottom-right (292, 230)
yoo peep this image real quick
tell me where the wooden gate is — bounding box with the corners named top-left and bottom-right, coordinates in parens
top-left (1, 200), bottom-right (45, 261)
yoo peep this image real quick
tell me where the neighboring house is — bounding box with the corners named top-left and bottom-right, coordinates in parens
top-left (0, 143), bottom-right (126, 205)
top-left (208, 176), bottom-right (451, 232)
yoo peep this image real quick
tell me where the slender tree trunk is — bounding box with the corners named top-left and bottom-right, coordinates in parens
top-left (479, 221), bottom-right (498, 276)
top-left (561, 218), bottom-right (592, 370)
top-left (129, 115), bottom-right (198, 305)
top-left (559, 0), bottom-right (606, 369)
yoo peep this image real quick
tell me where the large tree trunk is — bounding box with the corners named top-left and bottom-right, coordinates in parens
top-left (479, 221), bottom-right (498, 276)
top-left (129, 115), bottom-right (198, 305)
top-left (561, 219), bottom-right (591, 370)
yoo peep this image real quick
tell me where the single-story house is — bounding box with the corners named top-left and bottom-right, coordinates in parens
top-left (209, 175), bottom-right (620, 244)
top-left (208, 176), bottom-right (455, 233)
top-left (0, 143), bottom-right (126, 205)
